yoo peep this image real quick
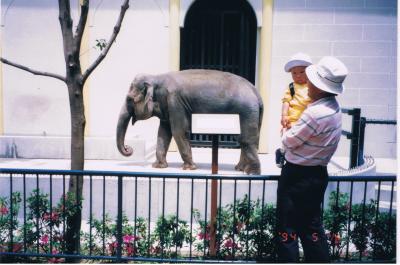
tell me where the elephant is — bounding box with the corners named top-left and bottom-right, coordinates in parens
top-left (116, 69), bottom-right (263, 174)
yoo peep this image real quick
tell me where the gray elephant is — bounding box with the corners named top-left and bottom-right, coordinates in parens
top-left (116, 69), bottom-right (263, 174)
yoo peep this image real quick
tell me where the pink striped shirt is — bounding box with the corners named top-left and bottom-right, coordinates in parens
top-left (281, 96), bottom-right (342, 166)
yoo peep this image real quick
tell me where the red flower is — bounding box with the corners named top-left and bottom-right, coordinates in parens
top-left (334, 234), bottom-right (341, 246)
top-left (0, 206), bottom-right (9, 215)
top-left (198, 232), bottom-right (210, 240)
top-left (40, 235), bottom-right (49, 245)
top-left (108, 241), bottom-right (118, 254)
top-left (224, 238), bottom-right (238, 249)
top-left (43, 212), bottom-right (60, 222)
top-left (126, 244), bottom-right (136, 256)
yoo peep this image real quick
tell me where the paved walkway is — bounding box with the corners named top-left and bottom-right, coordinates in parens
top-left (0, 148), bottom-right (397, 176)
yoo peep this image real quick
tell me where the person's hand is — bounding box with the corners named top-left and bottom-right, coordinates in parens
top-left (281, 115), bottom-right (290, 128)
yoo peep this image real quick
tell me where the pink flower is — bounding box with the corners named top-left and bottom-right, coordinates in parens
top-left (0, 206), bottom-right (9, 215)
top-left (123, 234), bottom-right (135, 244)
top-left (40, 235), bottom-right (49, 245)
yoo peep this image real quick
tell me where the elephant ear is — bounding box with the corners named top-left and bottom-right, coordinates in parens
top-left (143, 81), bottom-right (154, 114)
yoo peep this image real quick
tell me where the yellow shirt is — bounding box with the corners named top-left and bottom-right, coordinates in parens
top-left (281, 83), bottom-right (311, 124)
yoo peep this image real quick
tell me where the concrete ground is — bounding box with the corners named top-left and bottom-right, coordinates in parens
top-left (0, 148), bottom-right (397, 176)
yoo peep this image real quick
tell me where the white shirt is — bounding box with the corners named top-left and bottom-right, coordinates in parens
top-left (282, 96), bottom-right (342, 166)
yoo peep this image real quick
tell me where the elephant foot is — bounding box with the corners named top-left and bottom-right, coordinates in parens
top-left (234, 162), bottom-right (245, 172)
top-left (244, 164), bottom-right (261, 175)
top-left (182, 162), bottom-right (197, 170)
top-left (152, 161), bottom-right (168, 168)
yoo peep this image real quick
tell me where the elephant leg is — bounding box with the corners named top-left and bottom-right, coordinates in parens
top-left (173, 131), bottom-right (197, 170)
top-left (152, 121), bottom-right (172, 168)
top-left (239, 115), bottom-right (261, 175)
top-left (168, 109), bottom-right (197, 170)
top-left (235, 148), bottom-right (247, 172)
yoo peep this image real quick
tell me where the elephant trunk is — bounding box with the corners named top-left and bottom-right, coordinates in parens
top-left (116, 101), bottom-right (135, 156)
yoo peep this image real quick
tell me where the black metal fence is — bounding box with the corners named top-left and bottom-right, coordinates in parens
top-left (0, 168), bottom-right (396, 263)
top-left (341, 108), bottom-right (397, 169)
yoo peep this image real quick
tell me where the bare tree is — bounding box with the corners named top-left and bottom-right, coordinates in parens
top-left (1, 0), bottom-right (130, 258)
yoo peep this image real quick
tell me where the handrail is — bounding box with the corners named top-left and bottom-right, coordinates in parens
top-left (0, 168), bottom-right (396, 181)
top-left (0, 168), bottom-right (396, 263)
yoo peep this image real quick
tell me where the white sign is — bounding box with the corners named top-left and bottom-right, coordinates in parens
top-left (191, 114), bottom-right (241, 134)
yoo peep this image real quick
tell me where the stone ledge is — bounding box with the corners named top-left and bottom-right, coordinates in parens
top-left (0, 136), bottom-right (154, 162)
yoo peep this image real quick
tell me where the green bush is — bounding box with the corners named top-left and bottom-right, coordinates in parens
top-left (0, 189), bottom-right (396, 262)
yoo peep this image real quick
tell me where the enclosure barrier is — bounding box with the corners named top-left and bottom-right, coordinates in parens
top-left (0, 168), bottom-right (396, 263)
top-left (341, 108), bottom-right (397, 169)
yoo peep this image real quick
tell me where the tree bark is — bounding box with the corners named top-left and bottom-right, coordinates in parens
top-left (64, 81), bottom-right (85, 262)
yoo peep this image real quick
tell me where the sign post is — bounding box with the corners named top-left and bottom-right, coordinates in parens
top-left (192, 114), bottom-right (240, 257)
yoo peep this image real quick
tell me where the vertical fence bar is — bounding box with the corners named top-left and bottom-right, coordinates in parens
top-left (189, 178), bottom-right (194, 259)
top-left (89, 175), bottom-right (93, 256)
top-left (116, 176), bottom-right (123, 262)
top-left (232, 179), bottom-right (237, 259)
top-left (36, 173), bottom-right (40, 254)
top-left (217, 179), bottom-right (223, 258)
top-left (387, 181), bottom-right (395, 259)
top-left (359, 181), bottom-right (368, 261)
top-left (358, 117), bottom-right (366, 166)
top-left (372, 181), bottom-right (381, 260)
top-left (23, 173), bottom-right (27, 253)
top-left (345, 181), bottom-right (354, 260)
top-left (246, 180), bottom-right (252, 260)
top-left (147, 178), bottom-right (152, 257)
top-left (62, 174), bottom-right (66, 253)
top-left (175, 178), bottom-right (180, 257)
top-left (49, 174), bottom-right (53, 254)
top-left (203, 179), bottom-right (209, 257)
top-left (134, 176), bottom-right (138, 256)
top-left (102, 176), bottom-right (106, 255)
top-left (8, 173), bottom-right (13, 253)
top-left (349, 108), bottom-right (361, 168)
top-left (161, 177), bottom-right (166, 259)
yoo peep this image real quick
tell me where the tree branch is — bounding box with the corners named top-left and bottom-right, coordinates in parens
top-left (82, 0), bottom-right (130, 83)
top-left (58, 0), bottom-right (75, 65)
top-left (0, 57), bottom-right (66, 82)
top-left (74, 0), bottom-right (89, 52)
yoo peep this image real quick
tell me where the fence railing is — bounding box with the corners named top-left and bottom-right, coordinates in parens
top-left (341, 108), bottom-right (397, 169)
top-left (0, 168), bottom-right (396, 263)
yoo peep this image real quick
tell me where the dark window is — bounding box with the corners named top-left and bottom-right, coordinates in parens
top-left (180, 0), bottom-right (257, 84)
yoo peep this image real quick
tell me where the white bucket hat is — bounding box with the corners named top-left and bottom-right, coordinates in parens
top-left (284, 52), bottom-right (313, 72)
top-left (305, 56), bottom-right (348, 95)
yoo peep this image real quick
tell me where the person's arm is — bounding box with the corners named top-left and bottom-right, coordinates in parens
top-left (281, 111), bottom-right (318, 150)
top-left (281, 102), bottom-right (290, 128)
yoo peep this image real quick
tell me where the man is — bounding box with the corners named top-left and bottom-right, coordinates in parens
top-left (276, 56), bottom-right (348, 262)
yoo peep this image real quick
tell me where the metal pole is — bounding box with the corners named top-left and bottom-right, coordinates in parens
top-left (349, 108), bottom-right (361, 168)
top-left (116, 176), bottom-right (123, 262)
top-left (358, 117), bottom-right (366, 166)
top-left (210, 134), bottom-right (219, 256)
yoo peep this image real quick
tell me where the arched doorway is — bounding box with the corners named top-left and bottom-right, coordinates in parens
top-left (180, 0), bottom-right (258, 148)
top-left (180, 0), bottom-right (257, 84)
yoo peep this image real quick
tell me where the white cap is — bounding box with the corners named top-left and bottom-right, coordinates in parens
top-left (305, 56), bottom-right (348, 95)
top-left (284, 52), bottom-right (313, 72)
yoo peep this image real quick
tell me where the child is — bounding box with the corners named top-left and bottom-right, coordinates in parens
top-left (276, 53), bottom-right (312, 167)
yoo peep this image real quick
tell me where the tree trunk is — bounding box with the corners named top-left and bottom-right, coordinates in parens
top-left (65, 80), bottom-right (85, 262)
